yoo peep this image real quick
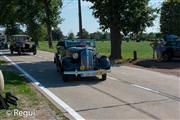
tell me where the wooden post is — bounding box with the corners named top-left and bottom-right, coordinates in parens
top-left (133, 51), bottom-right (137, 60)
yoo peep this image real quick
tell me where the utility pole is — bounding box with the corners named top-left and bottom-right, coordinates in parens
top-left (78, 0), bottom-right (83, 39)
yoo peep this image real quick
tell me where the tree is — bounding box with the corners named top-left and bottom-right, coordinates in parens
top-left (77, 28), bottom-right (90, 39)
top-left (68, 32), bottom-right (75, 39)
top-left (52, 28), bottom-right (64, 41)
top-left (0, 0), bottom-right (62, 47)
top-left (160, 1), bottom-right (180, 36)
top-left (42, 0), bottom-right (62, 48)
top-left (102, 32), bottom-right (110, 40)
top-left (84, 0), bottom-right (156, 59)
top-left (16, 0), bottom-right (44, 46)
top-left (89, 31), bottom-right (103, 40)
top-left (0, 0), bottom-right (19, 38)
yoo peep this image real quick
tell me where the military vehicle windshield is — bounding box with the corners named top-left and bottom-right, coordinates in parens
top-left (12, 36), bottom-right (29, 43)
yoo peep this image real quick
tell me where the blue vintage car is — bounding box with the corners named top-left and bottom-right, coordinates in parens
top-left (54, 39), bottom-right (111, 82)
top-left (155, 35), bottom-right (180, 61)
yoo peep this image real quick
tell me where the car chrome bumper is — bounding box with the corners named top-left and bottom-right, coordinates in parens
top-left (64, 69), bottom-right (111, 76)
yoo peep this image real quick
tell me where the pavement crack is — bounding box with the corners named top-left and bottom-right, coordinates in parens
top-left (74, 99), bottom-right (168, 113)
top-left (108, 74), bottom-right (180, 102)
top-left (89, 85), bottom-right (162, 120)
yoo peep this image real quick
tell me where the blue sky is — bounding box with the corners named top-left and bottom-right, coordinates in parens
top-left (60, 0), bottom-right (164, 35)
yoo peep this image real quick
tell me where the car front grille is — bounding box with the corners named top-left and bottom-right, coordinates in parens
top-left (81, 48), bottom-right (94, 70)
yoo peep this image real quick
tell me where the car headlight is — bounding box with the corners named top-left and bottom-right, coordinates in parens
top-left (72, 53), bottom-right (79, 59)
top-left (96, 54), bottom-right (102, 59)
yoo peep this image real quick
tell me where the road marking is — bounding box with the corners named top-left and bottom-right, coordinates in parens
top-left (132, 84), bottom-right (160, 93)
top-left (2, 55), bottom-right (85, 120)
top-left (108, 75), bottom-right (161, 93)
top-left (108, 76), bottom-right (159, 93)
top-left (108, 75), bottom-right (180, 101)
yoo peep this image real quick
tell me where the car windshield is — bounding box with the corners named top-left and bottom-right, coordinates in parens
top-left (65, 39), bottom-right (95, 48)
top-left (12, 36), bottom-right (29, 42)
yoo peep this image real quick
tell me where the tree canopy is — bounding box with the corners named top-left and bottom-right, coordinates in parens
top-left (0, 0), bottom-right (62, 47)
top-left (77, 28), bottom-right (90, 39)
top-left (160, 1), bottom-right (180, 36)
top-left (84, 0), bottom-right (156, 59)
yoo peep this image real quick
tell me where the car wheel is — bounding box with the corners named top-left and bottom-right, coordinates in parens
top-left (62, 74), bottom-right (70, 82)
top-left (10, 46), bottom-right (13, 54)
top-left (18, 48), bottom-right (21, 56)
top-left (10, 49), bottom-right (13, 55)
top-left (101, 74), bottom-right (107, 81)
top-left (33, 47), bottom-right (37, 55)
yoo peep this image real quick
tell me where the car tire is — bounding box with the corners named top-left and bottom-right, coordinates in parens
top-left (18, 48), bottom-right (21, 56)
top-left (62, 74), bottom-right (70, 82)
top-left (33, 47), bottom-right (37, 55)
top-left (10, 49), bottom-right (13, 55)
top-left (101, 74), bottom-right (107, 81)
top-left (10, 46), bottom-right (13, 54)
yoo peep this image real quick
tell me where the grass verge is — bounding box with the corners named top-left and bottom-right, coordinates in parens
top-left (0, 71), bottom-right (68, 120)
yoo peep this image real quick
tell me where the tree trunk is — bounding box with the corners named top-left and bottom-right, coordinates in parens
top-left (44, 0), bottom-right (53, 48)
top-left (110, 22), bottom-right (122, 60)
top-left (47, 24), bottom-right (53, 48)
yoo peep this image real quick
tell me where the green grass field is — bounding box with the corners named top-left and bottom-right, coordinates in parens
top-left (0, 71), bottom-right (39, 119)
top-left (38, 41), bottom-right (153, 59)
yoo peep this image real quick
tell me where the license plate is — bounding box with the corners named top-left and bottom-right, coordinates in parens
top-left (81, 73), bottom-right (96, 77)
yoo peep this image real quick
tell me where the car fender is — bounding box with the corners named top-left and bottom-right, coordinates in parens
top-left (98, 56), bottom-right (111, 69)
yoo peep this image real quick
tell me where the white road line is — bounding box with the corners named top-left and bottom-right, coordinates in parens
top-left (132, 84), bottom-right (160, 93)
top-left (108, 76), bottom-right (160, 94)
top-left (2, 55), bottom-right (85, 120)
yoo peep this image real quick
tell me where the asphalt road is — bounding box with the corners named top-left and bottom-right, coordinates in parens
top-left (1, 50), bottom-right (180, 120)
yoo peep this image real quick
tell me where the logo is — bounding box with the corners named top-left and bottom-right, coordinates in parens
top-left (6, 110), bottom-right (12, 116)
top-left (6, 109), bottom-right (36, 117)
